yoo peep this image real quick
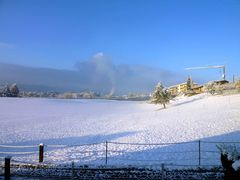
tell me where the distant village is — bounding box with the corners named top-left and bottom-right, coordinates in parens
top-left (1, 76), bottom-right (240, 101)
top-left (1, 64), bottom-right (240, 100)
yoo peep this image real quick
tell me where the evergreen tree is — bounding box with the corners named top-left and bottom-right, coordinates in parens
top-left (0, 83), bottom-right (19, 97)
top-left (151, 83), bottom-right (171, 109)
top-left (2, 85), bottom-right (11, 97)
top-left (9, 83), bottom-right (19, 97)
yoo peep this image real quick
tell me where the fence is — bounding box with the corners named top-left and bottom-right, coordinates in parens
top-left (1, 140), bottom-right (239, 167)
top-left (2, 140), bottom-right (237, 179)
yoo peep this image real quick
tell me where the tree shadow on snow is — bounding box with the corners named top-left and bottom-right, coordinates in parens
top-left (0, 131), bottom-right (137, 162)
top-left (2, 131), bottom-right (137, 146)
top-left (170, 95), bottom-right (205, 107)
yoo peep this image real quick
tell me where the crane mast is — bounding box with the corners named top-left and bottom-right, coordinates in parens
top-left (185, 65), bottom-right (226, 80)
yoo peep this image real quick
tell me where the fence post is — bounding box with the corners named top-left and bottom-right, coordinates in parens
top-left (71, 161), bottom-right (75, 179)
top-left (105, 141), bottom-right (108, 165)
top-left (161, 163), bottom-right (165, 180)
top-left (39, 143), bottom-right (44, 163)
top-left (5, 156), bottom-right (11, 180)
top-left (198, 140), bottom-right (201, 166)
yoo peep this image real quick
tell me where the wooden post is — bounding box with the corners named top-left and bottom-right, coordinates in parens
top-left (105, 141), bottom-right (108, 165)
top-left (5, 156), bottom-right (11, 180)
top-left (39, 143), bottom-right (44, 163)
top-left (198, 140), bottom-right (201, 166)
top-left (161, 163), bottom-right (165, 180)
top-left (71, 161), bottom-right (75, 179)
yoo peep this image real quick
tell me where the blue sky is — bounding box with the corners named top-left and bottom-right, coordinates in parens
top-left (0, 0), bottom-right (240, 91)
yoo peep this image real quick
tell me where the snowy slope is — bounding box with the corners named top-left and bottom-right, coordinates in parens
top-left (0, 94), bottom-right (240, 166)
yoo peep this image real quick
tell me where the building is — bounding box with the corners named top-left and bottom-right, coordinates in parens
top-left (168, 85), bottom-right (178, 95)
top-left (168, 82), bottom-right (190, 96)
top-left (168, 81), bottom-right (200, 96)
top-left (212, 80), bottom-right (229, 85)
top-left (191, 85), bottom-right (204, 94)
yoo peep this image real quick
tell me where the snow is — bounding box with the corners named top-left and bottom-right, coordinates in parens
top-left (217, 144), bottom-right (240, 161)
top-left (0, 93), bottom-right (240, 167)
top-left (233, 160), bottom-right (240, 171)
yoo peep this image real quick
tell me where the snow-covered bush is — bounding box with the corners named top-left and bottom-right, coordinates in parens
top-left (217, 144), bottom-right (240, 163)
top-left (205, 82), bottom-right (216, 95)
top-left (217, 144), bottom-right (240, 178)
top-left (205, 82), bottom-right (224, 95)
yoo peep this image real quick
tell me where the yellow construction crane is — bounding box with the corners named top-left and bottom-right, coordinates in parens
top-left (185, 65), bottom-right (226, 80)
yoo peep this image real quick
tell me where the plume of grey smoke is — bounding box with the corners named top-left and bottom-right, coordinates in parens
top-left (74, 53), bottom-right (184, 94)
top-left (75, 52), bottom-right (117, 95)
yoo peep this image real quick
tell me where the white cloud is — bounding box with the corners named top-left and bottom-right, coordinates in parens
top-left (93, 52), bottom-right (104, 59)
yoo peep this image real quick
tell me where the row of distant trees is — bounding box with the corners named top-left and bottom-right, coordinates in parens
top-left (0, 83), bottom-right (150, 100)
top-left (17, 90), bottom-right (99, 99)
top-left (0, 83), bottom-right (19, 97)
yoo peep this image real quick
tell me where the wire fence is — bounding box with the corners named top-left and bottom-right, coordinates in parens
top-left (0, 140), bottom-right (239, 168)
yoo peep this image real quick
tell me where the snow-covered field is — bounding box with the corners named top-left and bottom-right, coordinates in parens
top-left (0, 94), bottom-right (240, 167)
